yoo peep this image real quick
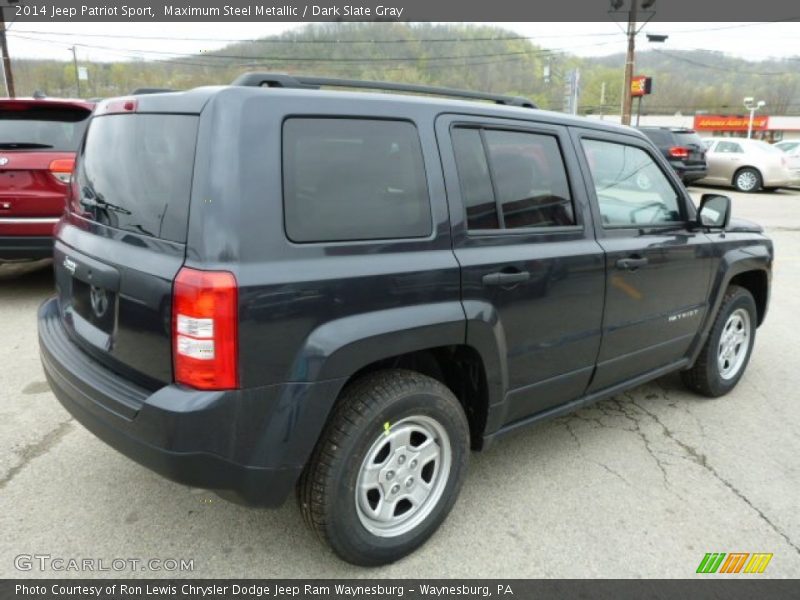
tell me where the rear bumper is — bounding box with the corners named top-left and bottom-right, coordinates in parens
top-left (668, 162), bottom-right (707, 184)
top-left (0, 235), bottom-right (53, 259)
top-left (680, 170), bottom-right (708, 184)
top-left (38, 297), bottom-right (345, 507)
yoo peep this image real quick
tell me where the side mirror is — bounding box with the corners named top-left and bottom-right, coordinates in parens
top-left (697, 194), bottom-right (731, 229)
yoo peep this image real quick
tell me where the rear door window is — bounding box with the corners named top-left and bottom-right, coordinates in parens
top-left (451, 126), bottom-right (575, 230)
top-left (0, 105), bottom-right (90, 151)
top-left (451, 128), bottom-right (499, 230)
top-left (283, 118), bottom-right (432, 243)
top-left (73, 114), bottom-right (198, 243)
top-left (484, 130), bottom-right (575, 229)
top-left (715, 141), bottom-right (743, 154)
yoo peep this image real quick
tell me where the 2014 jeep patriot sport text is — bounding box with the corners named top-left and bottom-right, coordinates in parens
top-left (38, 74), bottom-right (773, 566)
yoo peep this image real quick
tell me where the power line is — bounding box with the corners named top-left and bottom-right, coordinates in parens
top-left (8, 32), bottom-right (620, 64)
top-left (8, 33), bottom-right (581, 78)
top-left (6, 29), bottom-right (623, 44)
top-left (8, 20), bottom-right (796, 45)
top-left (651, 49), bottom-right (796, 76)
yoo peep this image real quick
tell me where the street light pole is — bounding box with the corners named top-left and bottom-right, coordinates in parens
top-left (743, 97), bottom-right (766, 139)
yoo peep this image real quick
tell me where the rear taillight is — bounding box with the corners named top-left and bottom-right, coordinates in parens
top-left (49, 158), bottom-right (75, 184)
top-left (172, 267), bottom-right (239, 390)
top-left (668, 146), bottom-right (690, 159)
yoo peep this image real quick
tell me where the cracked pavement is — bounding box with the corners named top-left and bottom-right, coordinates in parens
top-left (1, 187), bottom-right (799, 578)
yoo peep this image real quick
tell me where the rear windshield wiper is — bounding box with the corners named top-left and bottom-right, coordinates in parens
top-left (0, 142), bottom-right (54, 149)
top-left (80, 187), bottom-right (132, 215)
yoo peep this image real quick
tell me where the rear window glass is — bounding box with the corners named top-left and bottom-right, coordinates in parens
top-left (73, 114), bottom-right (198, 243)
top-left (673, 131), bottom-right (704, 148)
top-left (0, 106), bottom-right (90, 151)
top-left (283, 118), bottom-right (431, 243)
top-left (640, 129), bottom-right (671, 145)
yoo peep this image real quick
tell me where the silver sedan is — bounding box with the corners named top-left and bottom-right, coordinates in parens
top-left (699, 137), bottom-right (797, 192)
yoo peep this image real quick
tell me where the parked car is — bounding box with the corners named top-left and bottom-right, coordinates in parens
top-left (38, 74), bottom-right (773, 566)
top-left (700, 137), bottom-right (795, 192)
top-left (773, 140), bottom-right (800, 185)
top-left (0, 97), bottom-right (94, 260)
top-left (637, 126), bottom-right (708, 184)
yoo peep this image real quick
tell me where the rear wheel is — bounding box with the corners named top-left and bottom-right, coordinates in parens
top-left (681, 285), bottom-right (757, 397)
top-left (298, 369), bottom-right (470, 566)
top-left (733, 168), bottom-right (762, 192)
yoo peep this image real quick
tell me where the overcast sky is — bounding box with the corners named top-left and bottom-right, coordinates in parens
top-left (5, 22), bottom-right (800, 63)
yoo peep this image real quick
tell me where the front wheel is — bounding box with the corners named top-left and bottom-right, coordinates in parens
top-left (681, 285), bottom-right (757, 397)
top-left (298, 369), bottom-right (470, 566)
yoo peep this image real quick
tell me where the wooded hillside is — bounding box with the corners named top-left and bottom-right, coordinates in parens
top-left (10, 23), bottom-right (800, 115)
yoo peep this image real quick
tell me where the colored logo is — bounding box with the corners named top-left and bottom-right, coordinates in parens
top-left (696, 552), bottom-right (773, 574)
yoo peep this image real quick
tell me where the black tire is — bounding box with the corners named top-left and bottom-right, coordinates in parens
top-left (733, 167), bottom-right (762, 193)
top-left (298, 369), bottom-right (470, 566)
top-left (681, 285), bottom-right (757, 397)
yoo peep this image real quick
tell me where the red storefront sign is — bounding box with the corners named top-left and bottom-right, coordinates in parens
top-left (630, 76), bottom-right (652, 97)
top-left (693, 115), bottom-right (769, 131)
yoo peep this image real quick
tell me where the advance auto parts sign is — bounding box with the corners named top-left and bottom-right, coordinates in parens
top-left (694, 115), bottom-right (769, 131)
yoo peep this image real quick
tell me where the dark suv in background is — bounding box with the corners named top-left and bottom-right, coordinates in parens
top-left (0, 97), bottom-right (94, 259)
top-left (39, 74), bottom-right (772, 566)
top-left (638, 126), bottom-right (708, 185)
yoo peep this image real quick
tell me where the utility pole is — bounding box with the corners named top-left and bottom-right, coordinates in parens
top-left (71, 46), bottom-right (81, 98)
top-left (599, 81), bottom-right (606, 119)
top-left (0, 6), bottom-right (16, 98)
top-left (621, 1), bottom-right (638, 126)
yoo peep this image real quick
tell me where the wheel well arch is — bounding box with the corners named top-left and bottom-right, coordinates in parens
top-left (344, 345), bottom-right (490, 450)
top-left (729, 269), bottom-right (768, 325)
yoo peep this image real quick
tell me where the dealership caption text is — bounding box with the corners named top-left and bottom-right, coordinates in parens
top-left (32, 4), bottom-right (405, 19)
top-left (16, 584), bottom-right (506, 598)
top-left (18, 585), bottom-right (349, 597)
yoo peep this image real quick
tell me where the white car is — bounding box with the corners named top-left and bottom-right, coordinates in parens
top-left (700, 137), bottom-right (797, 192)
top-left (774, 141), bottom-right (800, 185)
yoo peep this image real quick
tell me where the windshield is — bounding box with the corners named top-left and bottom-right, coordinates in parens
top-left (0, 107), bottom-right (90, 151)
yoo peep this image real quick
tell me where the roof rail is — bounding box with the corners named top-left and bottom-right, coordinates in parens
top-left (230, 72), bottom-right (537, 109)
